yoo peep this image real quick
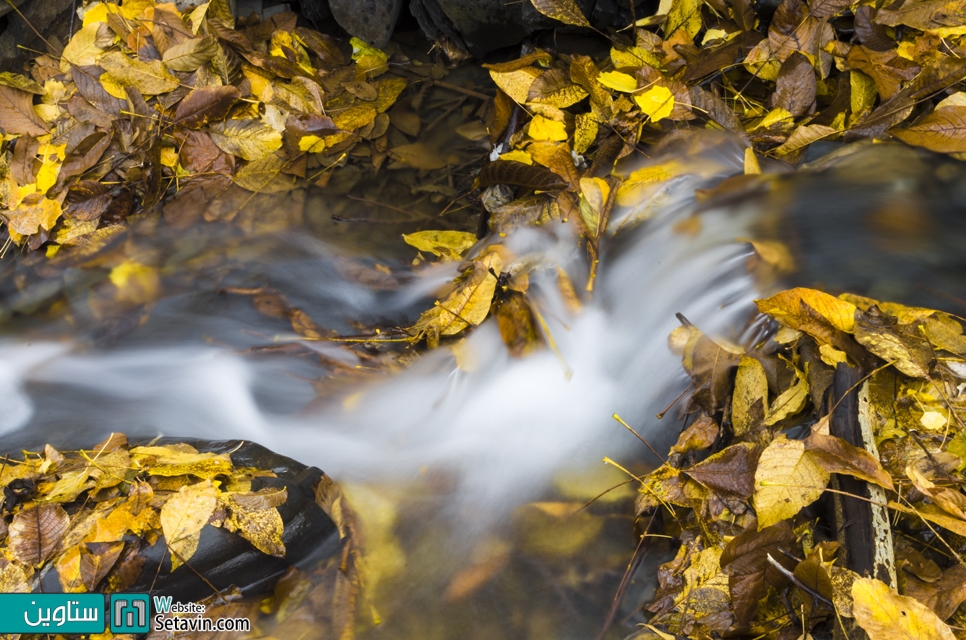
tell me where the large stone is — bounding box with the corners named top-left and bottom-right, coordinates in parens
top-left (39, 439), bottom-right (342, 602)
top-left (328, 0), bottom-right (404, 48)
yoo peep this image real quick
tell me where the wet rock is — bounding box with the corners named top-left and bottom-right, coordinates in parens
top-left (41, 439), bottom-right (341, 602)
top-left (328, 0), bottom-right (403, 47)
top-left (411, 0), bottom-right (649, 58)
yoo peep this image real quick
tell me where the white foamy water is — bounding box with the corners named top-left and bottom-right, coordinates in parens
top-left (0, 135), bottom-right (761, 527)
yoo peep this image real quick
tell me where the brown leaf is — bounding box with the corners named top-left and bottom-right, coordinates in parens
top-left (527, 68), bottom-right (589, 108)
top-left (476, 160), bottom-right (569, 191)
top-left (670, 414), bottom-right (718, 454)
top-left (720, 522), bottom-right (797, 625)
top-left (282, 113), bottom-right (338, 154)
top-left (804, 432), bottom-right (895, 490)
top-left (772, 52), bottom-right (816, 117)
top-left (294, 27), bottom-right (345, 66)
top-left (682, 326), bottom-right (741, 415)
top-left (689, 86), bottom-right (742, 132)
top-left (854, 305), bottom-right (934, 377)
top-left (530, 0), bottom-right (592, 26)
top-left (162, 35), bottom-right (220, 72)
top-left (71, 64), bottom-right (126, 117)
top-left (684, 442), bottom-right (759, 498)
top-left (55, 131), bottom-right (111, 191)
top-left (896, 544), bottom-right (942, 583)
top-left (173, 85), bottom-right (241, 129)
top-left (496, 292), bottom-right (544, 358)
top-left (10, 134), bottom-right (40, 184)
top-left (854, 6), bottom-right (895, 51)
top-left (892, 107), bottom-right (966, 154)
top-left (810, 0), bottom-right (851, 19)
top-left (0, 85), bottom-right (48, 136)
top-left (905, 563), bottom-right (966, 620)
top-left (683, 30), bottom-right (763, 83)
top-left (65, 181), bottom-right (112, 221)
top-left (847, 45), bottom-right (919, 100)
top-left (80, 541), bottom-right (125, 591)
top-left (794, 555), bottom-right (835, 602)
top-left (9, 504), bottom-right (69, 567)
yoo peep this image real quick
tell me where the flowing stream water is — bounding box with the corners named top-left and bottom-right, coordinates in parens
top-left (1, 133), bottom-right (965, 638)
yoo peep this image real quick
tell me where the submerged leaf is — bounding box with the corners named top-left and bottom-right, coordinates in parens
top-left (402, 230), bottom-right (478, 261)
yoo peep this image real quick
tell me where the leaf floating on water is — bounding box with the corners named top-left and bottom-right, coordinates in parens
top-left (402, 230), bottom-right (478, 261)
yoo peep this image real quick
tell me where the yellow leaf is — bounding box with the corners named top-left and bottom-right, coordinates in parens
top-left (98, 73), bottom-right (128, 100)
top-left (764, 370), bottom-right (809, 425)
top-left (36, 157), bottom-right (60, 195)
top-left (920, 410), bottom-right (947, 430)
top-left (375, 77), bottom-right (407, 113)
top-left (852, 577), bottom-right (956, 640)
top-left (332, 103), bottom-right (378, 131)
top-left (759, 107), bottom-right (794, 129)
top-left (528, 114), bottom-right (568, 141)
top-left (615, 162), bottom-right (680, 206)
top-left (223, 495), bottom-right (286, 557)
top-left (234, 154), bottom-right (296, 193)
top-left (744, 40), bottom-right (781, 82)
top-left (754, 435), bottom-right (829, 529)
top-left (529, 0), bottom-right (591, 27)
top-left (162, 35), bottom-right (221, 73)
top-left (350, 37), bottom-right (388, 76)
top-left (4, 196), bottom-right (62, 236)
top-left (756, 287), bottom-right (857, 333)
top-left (412, 250), bottom-right (504, 344)
top-left (666, 0), bottom-right (703, 40)
top-left (819, 343), bottom-right (849, 366)
top-left (98, 51), bottom-right (179, 95)
top-left (109, 261), bottom-right (160, 305)
top-left (160, 147), bottom-right (178, 167)
top-left (489, 67), bottom-right (543, 104)
top-left (160, 480), bottom-right (218, 570)
top-left (498, 150), bottom-right (533, 164)
top-left (119, 0), bottom-right (154, 20)
top-left (634, 85), bottom-right (674, 122)
top-left (579, 176), bottom-right (610, 216)
top-left (611, 46), bottom-right (662, 71)
top-left (573, 112), bottom-right (598, 154)
top-left (81, 2), bottom-right (122, 27)
top-left (298, 135), bottom-right (326, 153)
top-left (851, 70), bottom-right (878, 125)
top-left (210, 119), bottom-right (282, 161)
top-left (269, 31), bottom-right (313, 75)
top-left (402, 230), bottom-right (478, 261)
top-left (744, 148), bottom-right (761, 174)
top-left (60, 22), bottom-right (113, 71)
top-left (733, 356), bottom-right (768, 436)
top-left (597, 71), bottom-right (638, 93)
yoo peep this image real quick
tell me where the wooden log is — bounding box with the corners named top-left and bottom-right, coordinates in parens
top-left (829, 364), bottom-right (896, 639)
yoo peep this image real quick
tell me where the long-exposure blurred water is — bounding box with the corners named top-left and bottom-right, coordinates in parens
top-left (1, 133), bottom-right (964, 638)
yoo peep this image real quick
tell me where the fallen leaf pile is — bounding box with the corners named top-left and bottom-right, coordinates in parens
top-left (626, 287), bottom-right (966, 638)
top-left (0, 0), bottom-right (424, 254)
top-left (0, 433), bottom-right (366, 638)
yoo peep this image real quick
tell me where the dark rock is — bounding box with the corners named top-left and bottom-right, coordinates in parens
top-left (0, 0), bottom-right (74, 72)
top-left (328, 0), bottom-right (404, 47)
top-left (41, 439), bottom-right (341, 602)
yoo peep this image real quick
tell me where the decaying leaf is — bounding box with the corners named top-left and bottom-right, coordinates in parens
top-left (403, 230), bottom-right (478, 261)
top-left (9, 504), bottom-right (70, 567)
